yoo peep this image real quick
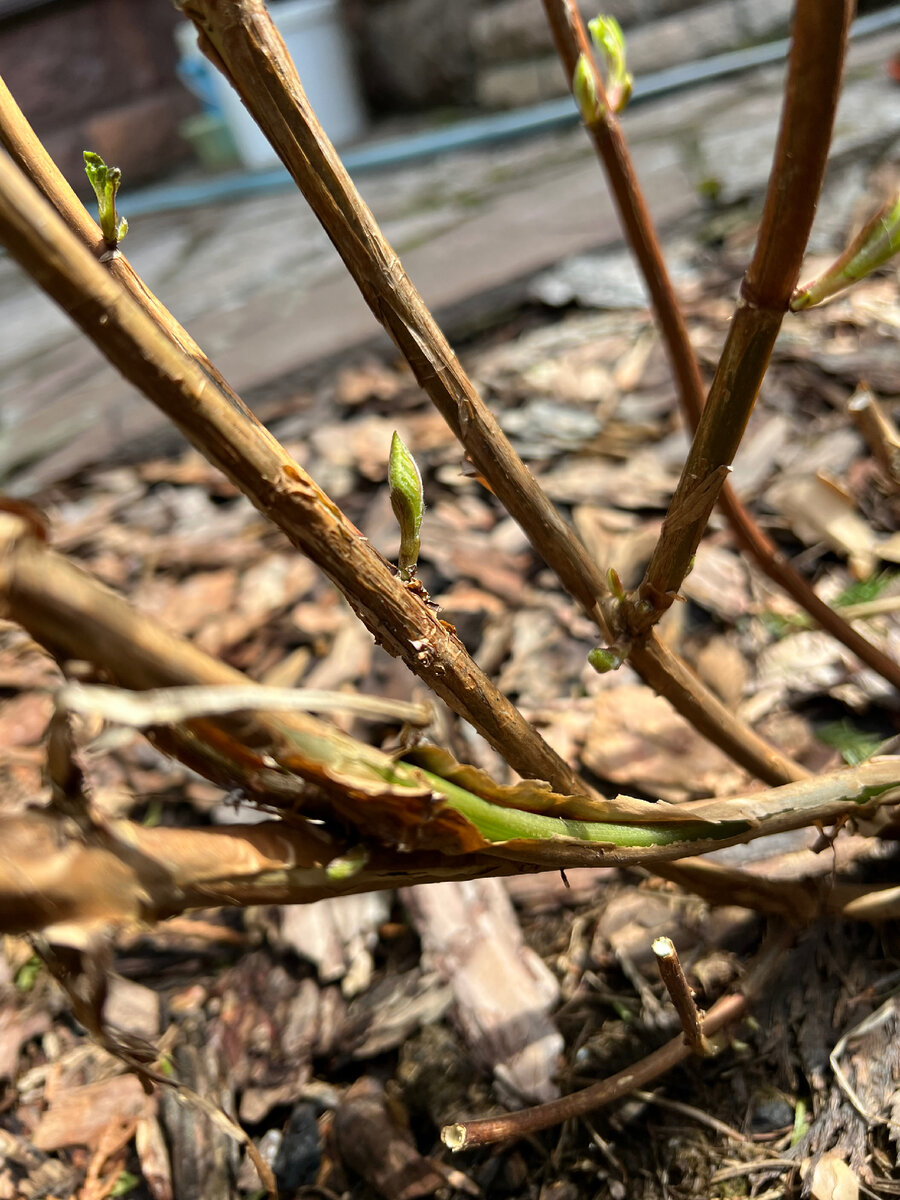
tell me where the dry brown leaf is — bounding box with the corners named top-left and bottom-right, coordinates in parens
top-left (31, 1073), bottom-right (154, 1151)
top-left (802, 1155), bottom-right (859, 1200)
top-left (581, 686), bottom-right (747, 801)
top-left (766, 473), bottom-right (879, 579)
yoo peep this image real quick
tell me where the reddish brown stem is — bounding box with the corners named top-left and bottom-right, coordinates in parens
top-left (540, 0), bottom-right (706, 428)
top-left (652, 936), bottom-right (711, 1055)
top-left (443, 925), bottom-right (790, 1148)
top-left (541, 3), bottom-right (900, 693)
top-left (638, 0), bottom-right (853, 615)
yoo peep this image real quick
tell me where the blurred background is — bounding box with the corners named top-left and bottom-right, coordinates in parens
top-left (1, 0), bottom-right (896, 190)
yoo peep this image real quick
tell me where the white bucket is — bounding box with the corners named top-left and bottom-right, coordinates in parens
top-left (175, 0), bottom-right (366, 170)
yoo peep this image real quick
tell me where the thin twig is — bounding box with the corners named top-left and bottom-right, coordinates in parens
top-left (848, 383), bottom-right (900, 490)
top-left (652, 936), bottom-right (711, 1055)
top-left (539, 1), bottom-right (900, 696)
top-left (630, 1089), bottom-right (748, 1144)
top-left (442, 924), bottom-right (791, 1149)
top-left (540, 0), bottom-right (706, 456)
top-left (57, 682), bottom-right (433, 729)
top-left (169, 0), bottom-right (805, 787)
top-left (0, 155), bottom-right (585, 798)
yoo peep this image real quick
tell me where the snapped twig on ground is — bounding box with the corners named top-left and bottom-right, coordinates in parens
top-left (442, 923), bottom-right (792, 1148)
top-left (172, 0), bottom-right (805, 787)
top-left (652, 936), bottom-right (711, 1055)
top-left (541, 0), bottom-right (900, 694)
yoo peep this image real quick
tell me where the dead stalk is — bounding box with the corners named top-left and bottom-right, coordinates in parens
top-left (652, 936), bottom-right (712, 1055)
top-left (0, 807), bottom-right (526, 937)
top-left (540, 1), bottom-right (900, 695)
top-left (0, 154), bottom-right (585, 797)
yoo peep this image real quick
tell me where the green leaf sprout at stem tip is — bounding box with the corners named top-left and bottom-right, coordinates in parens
top-left (791, 192), bottom-right (900, 311)
top-left (606, 566), bottom-right (626, 601)
top-left (388, 430), bottom-right (424, 582)
top-left (83, 150), bottom-right (128, 247)
top-left (573, 53), bottom-right (602, 125)
top-left (588, 14), bottom-right (633, 113)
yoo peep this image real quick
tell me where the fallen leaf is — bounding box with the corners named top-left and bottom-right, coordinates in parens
top-left (582, 686), bottom-right (747, 800)
top-left (803, 1154), bottom-right (859, 1200)
top-left (31, 1074), bottom-right (153, 1151)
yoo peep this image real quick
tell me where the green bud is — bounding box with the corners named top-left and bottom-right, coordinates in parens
top-left (588, 645), bottom-right (625, 674)
top-left (83, 150), bottom-right (128, 247)
top-left (606, 566), bottom-right (626, 601)
top-left (792, 192), bottom-right (900, 311)
top-left (325, 845), bottom-right (369, 881)
top-left (389, 431), bottom-right (424, 582)
top-left (587, 15), bottom-right (633, 113)
top-left (573, 53), bottom-right (602, 125)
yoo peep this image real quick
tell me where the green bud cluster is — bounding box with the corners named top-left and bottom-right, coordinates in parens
top-left (83, 151), bottom-right (128, 247)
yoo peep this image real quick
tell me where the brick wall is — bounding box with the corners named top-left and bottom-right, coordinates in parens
top-left (0, 0), bottom-right (195, 188)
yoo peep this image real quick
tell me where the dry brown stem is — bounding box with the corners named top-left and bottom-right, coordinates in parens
top-left (0, 153), bottom-right (586, 797)
top-left (0, 52), bottom-right (806, 788)
top-left (1, 515), bottom-right (898, 944)
top-left (540, 1), bottom-right (900, 695)
top-left (170, 0), bottom-right (805, 786)
top-left (178, 0), bottom-right (608, 627)
top-left (442, 923), bottom-right (790, 1148)
top-left (848, 383), bottom-right (900, 489)
top-left (652, 936), bottom-right (711, 1055)
top-left (0, 807), bottom-right (527, 939)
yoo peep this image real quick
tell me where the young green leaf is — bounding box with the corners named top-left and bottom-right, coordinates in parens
top-left (573, 53), bottom-right (602, 125)
top-left (83, 150), bottom-right (128, 247)
top-left (325, 845), bottom-right (369, 880)
top-left (588, 645), bottom-right (625, 674)
top-left (587, 15), bottom-right (633, 113)
top-left (791, 193), bottom-right (900, 310)
top-left (389, 431), bottom-right (424, 582)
